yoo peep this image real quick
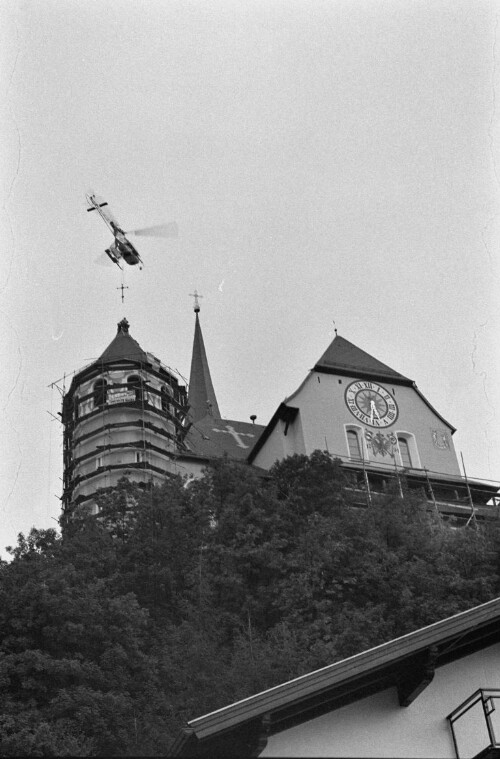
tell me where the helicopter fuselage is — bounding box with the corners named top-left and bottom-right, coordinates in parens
top-left (108, 224), bottom-right (141, 266)
top-left (86, 193), bottom-right (143, 268)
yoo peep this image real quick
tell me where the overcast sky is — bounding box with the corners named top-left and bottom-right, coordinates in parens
top-left (1, 0), bottom-right (499, 559)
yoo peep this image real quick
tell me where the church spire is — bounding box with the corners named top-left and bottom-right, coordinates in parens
top-left (188, 294), bottom-right (221, 423)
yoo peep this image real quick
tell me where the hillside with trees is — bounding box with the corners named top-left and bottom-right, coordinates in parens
top-left (1, 452), bottom-right (499, 755)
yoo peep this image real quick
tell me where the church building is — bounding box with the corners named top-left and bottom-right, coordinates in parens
top-left (61, 304), bottom-right (497, 521)
top-left (249, 334), bottom-right (497, 522)
top-left (60, 303), bottom-right (266, 515)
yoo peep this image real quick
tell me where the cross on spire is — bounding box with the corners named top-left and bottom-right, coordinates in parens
top-left (117, 283), bottom-right (129, 303)
top-left (190, 290), bottom-right (203, 313)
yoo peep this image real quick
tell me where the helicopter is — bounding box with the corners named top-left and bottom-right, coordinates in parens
top-left (86, 192), bottom-right (178, 269)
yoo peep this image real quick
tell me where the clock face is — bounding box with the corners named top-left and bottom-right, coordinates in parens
top-left (345, 381), bottom-right (398, 428)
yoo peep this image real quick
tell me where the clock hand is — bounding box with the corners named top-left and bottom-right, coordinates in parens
top-left (370, 400), bottom-right (380, 422)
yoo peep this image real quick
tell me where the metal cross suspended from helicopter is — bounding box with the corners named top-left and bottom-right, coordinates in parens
top-left (86, 192), bottom-right (178, 269)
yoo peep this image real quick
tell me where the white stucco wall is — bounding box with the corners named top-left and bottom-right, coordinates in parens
top-left (253, 415), bottom-right (306, 471)
top-left (261, 642), bottom-right (500, 758)
top-left (255, 372), bottom-right (460, 476)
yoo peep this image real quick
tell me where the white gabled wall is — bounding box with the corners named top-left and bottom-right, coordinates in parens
top-left (253, 414), bottom-right (306, 470)
top-left (262, 642), bottom-right (500, 758)
top-left (255, 371), bottom-right (460, 476)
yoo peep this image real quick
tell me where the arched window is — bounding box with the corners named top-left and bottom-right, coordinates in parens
top-left (347, 429), bottom-right (362, 461)
top-left (93, 379), bottom-right (107, 407)
top-left (398, 436), bottom-right (412, 468)
top-left (127, 375), bottom-right (142, 402)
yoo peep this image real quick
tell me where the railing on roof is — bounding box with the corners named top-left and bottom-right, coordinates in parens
top-left (447, 689), bottom-right (500, 758)
top-left (321, 450), bottom-right (499, 520)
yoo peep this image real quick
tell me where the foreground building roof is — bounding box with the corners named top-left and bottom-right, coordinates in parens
top-left (171, 597), bottom-right (500, 756)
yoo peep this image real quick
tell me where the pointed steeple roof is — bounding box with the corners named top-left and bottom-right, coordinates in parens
top-left (188, 309), bottom-right (221, 423)
top-left (98, 318), bottom-right (149, 364)
top-left (314, 334), bottom-right (412, 384)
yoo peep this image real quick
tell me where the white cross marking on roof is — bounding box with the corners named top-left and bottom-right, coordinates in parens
top-left (211, 424), bottom-right (255, 449)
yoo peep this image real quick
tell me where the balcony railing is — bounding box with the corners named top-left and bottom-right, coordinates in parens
top-left (447, 689), bottom-right (500, 758)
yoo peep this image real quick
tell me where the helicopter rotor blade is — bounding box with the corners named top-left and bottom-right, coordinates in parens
top-left (128, 221), bottom-right (178, 238)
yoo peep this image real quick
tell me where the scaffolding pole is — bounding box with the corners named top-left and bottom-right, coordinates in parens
top-left (460, 452), bottom-right (477, 528)
top-left (392, 454), bottom-right (404, 500)
top-left (361, 456), bottom-right (372, 507)
top-left (424, 467), bottom-right (439, 516)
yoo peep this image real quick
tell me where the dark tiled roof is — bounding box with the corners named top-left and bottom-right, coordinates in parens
top-left (315, 335), bottom-right (411, 383)
top-left (98, 319), bottom-right (149, 365)
top-left (188, 313), bottom-right (221, 423)
top-left (184, 415), bottom-right (265, 462)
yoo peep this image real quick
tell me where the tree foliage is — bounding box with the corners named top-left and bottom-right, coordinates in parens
top-left (1, 452), bottom-right (499, 754)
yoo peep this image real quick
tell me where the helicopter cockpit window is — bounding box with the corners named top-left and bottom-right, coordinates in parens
top-left (93, 379), bottom-right (108, 408)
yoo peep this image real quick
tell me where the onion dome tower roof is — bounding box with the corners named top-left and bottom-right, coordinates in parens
top-left (97, 318), bottom-right (149, 365)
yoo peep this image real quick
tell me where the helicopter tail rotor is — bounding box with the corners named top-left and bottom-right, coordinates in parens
top-left (128, 221), bottom-right (178, 238)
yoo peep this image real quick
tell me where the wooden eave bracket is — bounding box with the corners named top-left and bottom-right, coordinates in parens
top-left (278, 405), bottom-right (298, 436)
top-left (254, 713), bottom-right (271, 757)
top-left (397, 645), bottom-right (438, 707)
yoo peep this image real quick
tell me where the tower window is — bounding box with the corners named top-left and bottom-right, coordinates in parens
top-left (161, 385), bottom-right (171, 413)
top-left (93, 379), bottom-right (108, 407)
top-left (398, 437), bottom-right (412, 468)
top-left (127, 375), bottom-right (143, 402)
top-left (347, 430), bottom-right (362, 461)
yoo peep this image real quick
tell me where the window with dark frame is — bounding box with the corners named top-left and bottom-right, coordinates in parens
top-left (127, 375), bottom-right (143, 402)
top-left (347, 429), bottom-right (362, 460)
top-left (161, 385), bottom-right (171, 413)
top-left (93, 379), bottom-right (107, 407)
top-left (398, 436), bottom-right (412, 467)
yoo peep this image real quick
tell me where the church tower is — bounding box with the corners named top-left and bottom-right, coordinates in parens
top-left (61, 307), bottom-right (266, 515)
top-left (187, 292), bottom-right (221, 423)
top-left (61, 318), bottom-right (189, 515)
top-left (249, 333), bottom-right (498, 521)
top-left (178, 294), bottom-right (266, 476)
top-left (250, 333), bottom-right (460, 475)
